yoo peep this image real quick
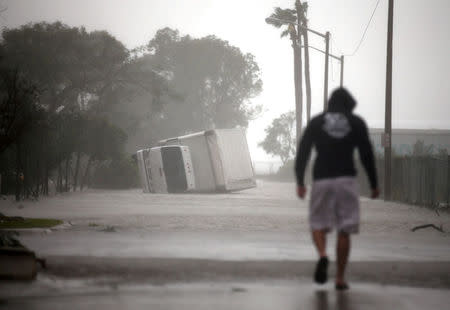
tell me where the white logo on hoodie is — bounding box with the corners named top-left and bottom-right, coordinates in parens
top-left (323, 113), bottom-right (351, 138)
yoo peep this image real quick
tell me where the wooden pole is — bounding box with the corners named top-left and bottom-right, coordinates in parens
top-left (384, 0), bottom-right (394, 200)
top-left (323, 32), bottom-right (330, 110)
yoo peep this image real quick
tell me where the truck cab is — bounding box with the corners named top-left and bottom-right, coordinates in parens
top-left (137, 146), bottom-right (195, 193)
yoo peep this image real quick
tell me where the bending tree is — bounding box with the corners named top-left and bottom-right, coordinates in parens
top-left (0, 22), bottom-right (172, 195)
top-left (145, 28), bottom-right (262, 139)
top-left (266, 6), bottom-right (303, 147)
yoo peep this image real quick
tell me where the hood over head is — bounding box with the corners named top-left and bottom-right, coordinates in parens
top-left (327, 88), bottom-right (357, 113)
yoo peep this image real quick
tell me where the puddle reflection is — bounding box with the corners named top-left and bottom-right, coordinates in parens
top-left (313, 290), bottom-right (354, 310)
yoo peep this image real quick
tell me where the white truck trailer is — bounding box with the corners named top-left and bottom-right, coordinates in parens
top-left (158, 128), bottom-right (256, 192)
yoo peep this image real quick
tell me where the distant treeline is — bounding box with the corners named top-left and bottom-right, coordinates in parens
top-left (0, 23), bottom-right (262, 199)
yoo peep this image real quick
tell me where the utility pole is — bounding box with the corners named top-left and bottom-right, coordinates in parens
top-left (266, 17), bottom-right (343, 114)
top-left (323, 31), bottom-right (330, 111)
top-left (302, 44), bottom-right (344, 93)
top-left (384, 0), bottom-right (394, 200)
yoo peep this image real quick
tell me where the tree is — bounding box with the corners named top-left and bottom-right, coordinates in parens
top-left (0, 22), bottom-right (173, 196)
top-left (259, 111), bottom-right (296, 164)
top-left (0, 22), bottom-right (170, 115)
top-left (266, 6), bottom-right (303, 147)
top-left (145, 28), bottom-right (262, 139)
top-left (0, 69), bottom-right (44, 200)
top-left (1, 22), bottom-right (83, 111)
top-left (0, 70), bottom-right (40, 154)
top-left (103, 51), bottom-right (175, 152)
top-left (0, 22), bottom-right (174, 195)
top-left (79, 117), bottom-right (127, 190)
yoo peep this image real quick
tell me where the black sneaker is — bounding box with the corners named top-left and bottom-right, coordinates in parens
top-left (335, 283), bottom-right (349, 291)
top-left (314, 257), bottom-right (329, 284)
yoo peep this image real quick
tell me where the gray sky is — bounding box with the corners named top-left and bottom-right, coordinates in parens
top-left (2, 0), bottom-right (450, 161)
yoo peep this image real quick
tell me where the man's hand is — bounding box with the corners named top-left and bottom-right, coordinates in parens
top-left (297, 185), bottom-right (306, 199)
top-left (371, 188), bottom-right (380, 199)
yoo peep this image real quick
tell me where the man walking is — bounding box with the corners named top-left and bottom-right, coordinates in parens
top-left (295, 88), bottom-right (379, 290)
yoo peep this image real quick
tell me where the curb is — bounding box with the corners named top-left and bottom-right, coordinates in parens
top-left (0, 247), bottom-right (46, 280)
top-left (41, 256), bottom-right (450, 289)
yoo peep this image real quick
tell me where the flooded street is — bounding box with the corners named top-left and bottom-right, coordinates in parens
top-left (1, 180), bottom-right (449, 308)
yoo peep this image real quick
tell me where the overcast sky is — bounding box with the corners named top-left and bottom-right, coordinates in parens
top-left (2, 0), bottom-right (449, 161)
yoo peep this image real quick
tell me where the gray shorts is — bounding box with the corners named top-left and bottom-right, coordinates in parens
top-left (309, 177), bottom-right (360, 234)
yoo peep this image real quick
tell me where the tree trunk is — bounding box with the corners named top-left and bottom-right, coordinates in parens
top-left (64, 158), bottom-right (70, 192)
top-left (34, 160), bottom-right (40, 198)
top-left (295, 1), bottom-right (304, 147)
top-left (290, 35), bottom-right (303, 152)
top-left (34, 150), bottom-right (40, 198)
top-left (15, 142), bottom-right (21, 202)
top-left (303, 23), bottom-right (312, 124)
top-left (292, 41), bottom-right (300, 150)
top-left (81, 157), bottom-right (92, 191)
top-left (23, 144), bottom-right (29, 199)
top-left (73, 151), bottom-right (81, 191)
top-left (298, 0), bottom-right (312, 124)
top-left (57, 162), bottom-right (62, 192)
top-left (296, 37), bottom-right (303, 141)
top-left (44, 160), bottom-right (49, 196)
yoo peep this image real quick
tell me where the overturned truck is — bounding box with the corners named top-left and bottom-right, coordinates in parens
top-left (137, 128), bottom-right (256, 193)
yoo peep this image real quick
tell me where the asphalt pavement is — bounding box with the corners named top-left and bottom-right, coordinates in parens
top-left (1, 180), bottom-right (449, 309)
top-left (2, 280), bottom-right (450, 310)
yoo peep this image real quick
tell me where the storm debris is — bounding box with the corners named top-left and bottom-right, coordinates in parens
top-left (411, 224), bottom-right (445, 233)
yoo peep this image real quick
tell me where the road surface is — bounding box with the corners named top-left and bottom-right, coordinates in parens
top-left (1, 180), bottom-right (449, 309)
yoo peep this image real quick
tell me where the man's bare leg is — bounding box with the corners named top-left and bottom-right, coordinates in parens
top-left (336, 231), bottom-right (350, 286)
top-left (312, 229), bottom-right (327, 257)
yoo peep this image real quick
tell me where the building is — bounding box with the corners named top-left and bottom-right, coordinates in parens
top-left (369, 129), bottom-right (450, 156)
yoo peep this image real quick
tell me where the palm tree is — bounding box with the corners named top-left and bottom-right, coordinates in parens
top-left (266, 7), bottom-right (303, 149)
top-left (296, 1), bottom-right (312, 124)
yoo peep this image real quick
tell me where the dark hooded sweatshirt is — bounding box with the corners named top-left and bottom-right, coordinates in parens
top-left (295, 88), bottom-right (378, 189)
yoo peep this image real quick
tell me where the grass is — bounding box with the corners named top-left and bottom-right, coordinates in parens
top-left (100, 225), bottom-right (116, 232)
top-left (0, 218), bottom-right (63, 229)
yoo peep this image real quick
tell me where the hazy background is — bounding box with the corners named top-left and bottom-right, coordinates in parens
top-left (2, 0), bottom-right (449, 161)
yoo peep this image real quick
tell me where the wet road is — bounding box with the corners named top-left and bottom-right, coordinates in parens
top-left (2, 281), bottom-right (450, 310)
top-left (1, 180), bottom-right (450, 308)
top-left (2, 180), bottom-right (448, 262)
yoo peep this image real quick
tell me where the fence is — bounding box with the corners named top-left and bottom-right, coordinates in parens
top-left (254, 156), bottom-right (450, 208)
top-left (358, 156), bottom-right (450, 207)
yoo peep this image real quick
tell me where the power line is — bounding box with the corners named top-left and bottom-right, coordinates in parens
top-left (332, 0), bottom-right (381, 57)
top-left (331, 35), bottom-right (343, 55)
top-left (345, 0), bottom-right (381, 57)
